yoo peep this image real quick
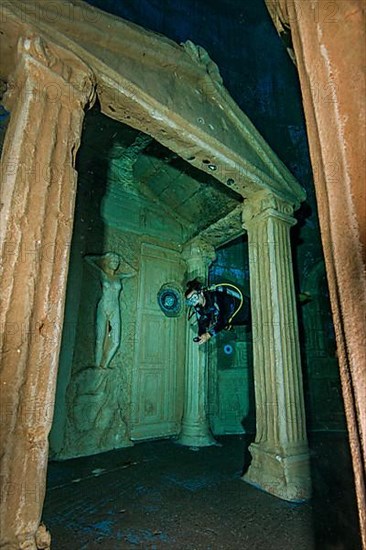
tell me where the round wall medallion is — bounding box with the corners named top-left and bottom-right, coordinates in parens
top-left (157, 284), bottom-right (183, 317)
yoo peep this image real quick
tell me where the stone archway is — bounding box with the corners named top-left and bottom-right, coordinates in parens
top-left (0, 1), bottom-right (309, 546)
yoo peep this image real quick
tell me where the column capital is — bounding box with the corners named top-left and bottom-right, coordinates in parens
top-left (182, 237), bottom-right (216, 268)
top-left (4, 35), bottom-right (96, 110)
top-left (242, 191), bottom-right (297, 229)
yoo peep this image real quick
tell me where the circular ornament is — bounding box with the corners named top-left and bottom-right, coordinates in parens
top-left (157, 283), bottom-right (183, 317)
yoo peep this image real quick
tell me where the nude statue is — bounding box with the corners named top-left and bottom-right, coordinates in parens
top-left (84, 253), bottom-right (136, 369)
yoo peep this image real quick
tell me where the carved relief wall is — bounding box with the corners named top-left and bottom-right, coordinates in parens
top-left (130, 243), bottom-right (186, 441)
top-left (302, 261), bottom-right (345, 431)
top-left (50, 111), bottom-right (188, 459)
top-left (51, 193), bottom-right (187, 459)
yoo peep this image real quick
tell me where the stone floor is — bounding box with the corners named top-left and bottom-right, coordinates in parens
top-left (43, 434), bottom-right (361, 549)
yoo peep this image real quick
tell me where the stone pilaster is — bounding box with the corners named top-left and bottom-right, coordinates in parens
top-left (242, 191), bottom-right (311, 501)
top-left (177, 238), bottom-right (217, 447)
top-left (0, 36), bottom-right (95, 548)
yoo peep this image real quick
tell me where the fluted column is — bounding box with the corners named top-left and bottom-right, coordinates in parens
top-left (177, 239), bottom-right (217, 447)
top-left (242, 191), bottom-right (311, 501)
top-left (0, 36), bottom-right (95, 548)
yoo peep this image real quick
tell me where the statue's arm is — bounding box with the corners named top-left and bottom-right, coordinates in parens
top-left (84, 254), bottom-right (104, 276)
top-left (117, 270), bottom-right (136, 280)
top-left (115, 260), bottom-right (137, 279)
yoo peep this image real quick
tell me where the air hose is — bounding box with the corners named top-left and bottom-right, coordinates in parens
top-left (186, 282), bottom-right (245, 329)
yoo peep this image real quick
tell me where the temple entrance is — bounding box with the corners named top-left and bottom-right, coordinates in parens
top-left (2, 2), bottom-right (360, 547)
top-left (49, 106), bottom-right (245, 459)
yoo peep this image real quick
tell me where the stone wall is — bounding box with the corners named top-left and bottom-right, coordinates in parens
top-left (49, 110), bottom-right (187, 459)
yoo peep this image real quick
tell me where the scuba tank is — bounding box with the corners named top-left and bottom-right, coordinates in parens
top-left (187, 281), bottom-right (248, 330)
top-left (206, 282), bottom-right (244, 326)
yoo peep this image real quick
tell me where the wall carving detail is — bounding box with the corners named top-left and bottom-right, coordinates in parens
top-left (5, 35), bottom-right (96, 110)
top-left (85, 252), bottom-right (136, 369)
top-left (242, 191), bottom-right (296, 228)
top-left (182, 40), bottom-right (224, 88)
top-left (157, 283), bottom-right (183, 317)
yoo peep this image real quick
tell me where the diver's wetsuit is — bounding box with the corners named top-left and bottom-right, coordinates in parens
top-left (193, 285), bottom-right (247, 338)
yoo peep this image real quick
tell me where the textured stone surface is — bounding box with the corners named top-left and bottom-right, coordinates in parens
top-left (0, 36), bottom-right (95, 548)
top-left (266, 0), bottom-right (366, 541)
top-left (177, 239), bottom-right (217, 447)
top-left (42, 435), bottom-right (361, 549)
top-left (0, 0), bottom-right (304, 204)
top-left (242, 191), bottom-right (311, 501)
top-left (51, 221), bottom-right (185, 459)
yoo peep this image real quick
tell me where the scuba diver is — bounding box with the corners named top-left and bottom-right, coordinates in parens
top-left (185, 278), bottom-right (250, 345)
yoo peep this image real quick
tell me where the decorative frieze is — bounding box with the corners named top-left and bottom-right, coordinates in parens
top-left (242, 190), bottom-right (298, 226)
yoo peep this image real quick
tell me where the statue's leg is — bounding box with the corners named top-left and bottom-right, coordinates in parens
top-left (95, 301), bottom-right (108, 367)
top-left (102, 311), bottom-right (121, 369)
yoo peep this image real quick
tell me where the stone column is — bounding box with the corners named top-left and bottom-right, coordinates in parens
top-left (242, 191), bottom-right (311, 502)
top-left (0, 36), bottom-right (95, 548)
top-left (177, 239), bottom-right (216, 447)
top-left (265, 2), bottom-right (365, 539)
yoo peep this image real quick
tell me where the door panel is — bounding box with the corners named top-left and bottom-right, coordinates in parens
top-left (130, 243), bottom-right (185, 440)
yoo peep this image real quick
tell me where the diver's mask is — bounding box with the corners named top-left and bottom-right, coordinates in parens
top-left (186, 291), bottom-right (201, 307)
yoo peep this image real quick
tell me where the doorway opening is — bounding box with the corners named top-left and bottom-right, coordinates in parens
top-left (208, 236), bottom-right (255, 439)
top-left (49, 102), bottom-right (243, 460)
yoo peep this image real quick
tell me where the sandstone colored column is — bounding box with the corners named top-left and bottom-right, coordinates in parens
top-left (242, 191), bottom-right (311, 501)
top-left (177, 239), bottom-right (216, 447)
top-left (265, 1), bottom-right (365, 541)
top-left (0, 36), bottom-right (95, 548)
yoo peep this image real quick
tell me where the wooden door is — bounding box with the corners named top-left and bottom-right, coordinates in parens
top-left (130, 243), bottom-right (185, 440)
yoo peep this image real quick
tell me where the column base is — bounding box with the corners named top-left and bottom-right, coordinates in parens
top-left (176, 422), bottom-right (216, 447)
top-left (242, 442), bottom-right (312, 502)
